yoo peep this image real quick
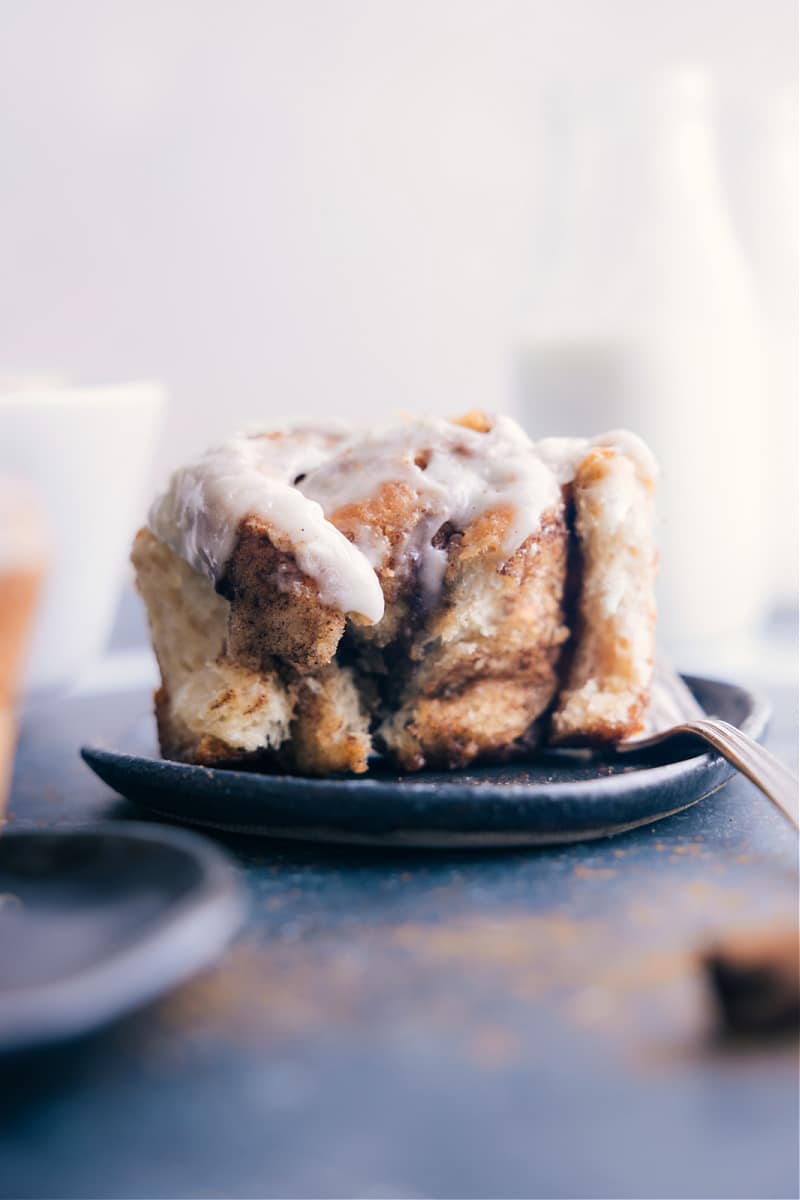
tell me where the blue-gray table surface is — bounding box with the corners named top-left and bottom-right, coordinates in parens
top-left (1, 659), bottom-right (798, 1199)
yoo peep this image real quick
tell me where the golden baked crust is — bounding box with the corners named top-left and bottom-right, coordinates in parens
top-left (220, 517), bottom-right (345, 673)
top-left (282, 665), bottom-right (371, 775)
top-left (549, 447), bottom-right (656, 744)
top-left (133, 528), bottom-right (296, 766)
top-left (377, 510), bottom-right (569, 770)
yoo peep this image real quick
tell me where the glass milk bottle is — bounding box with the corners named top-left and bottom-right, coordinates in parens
top-left (516, 68), bottom-right (768, 650)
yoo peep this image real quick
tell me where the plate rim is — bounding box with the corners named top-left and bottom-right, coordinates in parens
top-left (80, 674), bottom-right (771, 805)
top-left (0, 821), bottom-right (246, 1053)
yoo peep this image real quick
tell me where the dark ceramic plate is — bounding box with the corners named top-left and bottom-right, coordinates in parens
top-left (0, 823), bottom-right (246, 1053)
top-left (81, 676), bottom-right (768, 849)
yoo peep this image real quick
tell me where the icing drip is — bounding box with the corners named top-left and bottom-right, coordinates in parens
top-left (299, 416), bottom-right (562, 597)
top-left (148, 416), bottom-right (657, 624)
top-left (149, 429), bottom-right (386, 623)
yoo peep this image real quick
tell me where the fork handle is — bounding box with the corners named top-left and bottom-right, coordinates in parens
top-left (679, 719), bottom-right (799, 831)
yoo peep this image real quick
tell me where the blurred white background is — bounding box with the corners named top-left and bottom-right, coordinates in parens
top-left (0, 0), bottom-right (796, 663)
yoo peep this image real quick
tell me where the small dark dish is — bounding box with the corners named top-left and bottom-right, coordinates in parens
top-left (82, 676), bottom-right (768, 849)
top-left (0, 822), bottom-right (246, 1053)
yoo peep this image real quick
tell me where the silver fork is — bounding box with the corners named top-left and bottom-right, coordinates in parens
top-left (616, 661), bottom-right (799, 831)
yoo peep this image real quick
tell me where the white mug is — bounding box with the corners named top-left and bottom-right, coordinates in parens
top-left (0, 379), bottom-right (166, 691)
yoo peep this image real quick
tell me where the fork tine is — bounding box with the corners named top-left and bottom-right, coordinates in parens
top-left (656, 656), bottom-right (706, 717)
top-left (637, 656), bottom-right (705, 739)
